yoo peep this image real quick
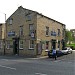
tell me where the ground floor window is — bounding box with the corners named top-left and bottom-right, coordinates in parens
top-left (19, 40), bottom-right (23, 49)
top-left (46, 41), bottom-right (49, 49)
top-left (29, 40), bottom-right (34, 49)
top-left (42, 43), bottom-right (45, 50)
top-left (58, 41), bottom-right (60, 48)
top-left (6, 41), bottom-right (10, 49)
top-left (0, 41), bottom-right (3, 49)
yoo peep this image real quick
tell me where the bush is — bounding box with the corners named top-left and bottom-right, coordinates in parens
top-left (67, 44), bottom-right (75, 50)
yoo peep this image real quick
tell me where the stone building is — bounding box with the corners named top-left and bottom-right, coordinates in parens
top-left (0, 23), bottom-right (5, 55)
top-left (4, 6), bottom-right (65, 56)
top-left (70, 29), bottom-right (75, 43)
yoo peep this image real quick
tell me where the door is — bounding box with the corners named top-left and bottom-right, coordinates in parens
top-left (13, 38), bottom-right (19, 55)
top-left (52, 40), bottom-right (56, 49)
top-left (37, 43), bottom-right (42, 55)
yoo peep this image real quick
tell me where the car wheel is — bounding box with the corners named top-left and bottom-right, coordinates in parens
top-left (48, 55), bottom-right (50, 58)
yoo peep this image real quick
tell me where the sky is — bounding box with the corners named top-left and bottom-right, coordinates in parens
top-left (0, 0), bottom-right (75, 30)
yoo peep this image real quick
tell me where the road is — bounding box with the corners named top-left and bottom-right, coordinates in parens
top-left (0, 51), bottom-right (75, 75)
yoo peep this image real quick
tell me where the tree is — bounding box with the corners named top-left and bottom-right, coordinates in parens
top-left (65, 30), bottom-right (73, 44)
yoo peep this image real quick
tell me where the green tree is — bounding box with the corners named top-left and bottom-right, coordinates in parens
top-left (65, 30), bottom-right (73, 44)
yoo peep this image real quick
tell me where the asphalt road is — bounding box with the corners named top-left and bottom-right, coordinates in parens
top-left (0, 51), bottom-right (75, 75)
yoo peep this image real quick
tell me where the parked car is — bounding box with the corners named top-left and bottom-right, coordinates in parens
top-left (61, 47), bottom-right (72, 55)
top-left (61, 48), bottom-right (68, 55)
top-left (68, 47), bottom-right (72, 54)
top-left (48, 50), bottom-right (63, 58)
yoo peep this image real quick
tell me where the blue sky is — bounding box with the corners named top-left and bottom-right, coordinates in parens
top-left (0, 0), bottom-right (75, 30)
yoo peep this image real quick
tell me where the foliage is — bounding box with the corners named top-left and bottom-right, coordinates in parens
top-left (67, 43), bottom-right (75, 50)
top-left (65, 30), bottom-right (73, 42)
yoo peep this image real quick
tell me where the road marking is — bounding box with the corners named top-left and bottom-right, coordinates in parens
top-left (1, 59), bottom-right (9, 61)
top-left (67, 62), bottom-right (72, 63)
top-left (0, 65), bottom-right (16, 70)
top-left (54, 60), bottom-right (61, 62)
top-left (35, 73), bottom-right (47, 75)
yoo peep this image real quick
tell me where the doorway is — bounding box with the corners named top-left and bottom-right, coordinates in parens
top-left (13, 38), bottom-right (19, 55)
top-left (51, 39), bottom-right (56, 49)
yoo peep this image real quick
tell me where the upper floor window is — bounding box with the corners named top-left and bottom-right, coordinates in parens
top-left (26, 13), bottom-right (32, 21)
top-left (19, 26), bottom-right (23, 36)
top-left (29, 24), bottom-right (34, 30)
top-left (46, 26), bottom-right (49, 36)
top-left (9, 18), bottom-right (13, 25)
top-left (51, 31), bottom-right (56, 36)
top-left (29, 24), bottom-right (34, 37)
top-left (58, 29), bottom-right (60, 36)
top-left (62, 29), bottom-right (65, 37)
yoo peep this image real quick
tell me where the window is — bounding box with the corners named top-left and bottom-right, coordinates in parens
top-left (46, 41), bottom-right (49, 49)
top-left (58, 29), bottom-right (60, 36)
top-left (26, 14), bottom-right (32, 21)
top-left (6, 41), bottom-right (10, 49)
top-left (19, 40), bottom-right (23, 49)
top-left (9, 18), bottom-right (13, 25)
top-left (51, 31), bottom-right (56, 36)
top-left (42, 44), bottom-right (45, 50)
top-left (19, 26), bottom-right (23, 36)
top-left (0, 41), bottom-right (3, 49)
top-left (62, 29), bottom-right (65, 37)
top-left (29, 24), bottom-right (34, 31)
top-left (29, 24), bottom-right (34, 37)
top-left (29, 40), bottom-right (34, 49)
top-left (58, 41), bottom-right (60, 48)
top-left (46, 26), bottom-right (49, 36)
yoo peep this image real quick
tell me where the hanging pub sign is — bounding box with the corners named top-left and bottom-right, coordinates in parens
top-left (31, 32), bottom-right (34, 38)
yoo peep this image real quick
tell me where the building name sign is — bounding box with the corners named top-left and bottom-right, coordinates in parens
top-left (8, 31), bottom-right (15, 36)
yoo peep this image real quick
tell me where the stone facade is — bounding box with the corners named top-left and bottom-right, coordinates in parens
top-left (4, 6), bottom-right (66, 56)
top-left (0, 23), bottom-right (5, 55)
top-left (70, 29), bottom-right (75, 43)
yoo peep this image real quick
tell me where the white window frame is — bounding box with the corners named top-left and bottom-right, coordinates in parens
top-left (6, 41), bottom-right (10, 49)
top-left (19, 40), bottom-right (23, 49)
top-left (29, 40), bottom-right (34, 49)
top-left (9, 18), bottom-right (13, 25)
top-left (29, 24), bottom-right (34, 36)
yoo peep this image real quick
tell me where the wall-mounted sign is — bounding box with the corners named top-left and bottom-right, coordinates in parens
top-left (8, 31), bottom-right (15, 36)
top-left (31, 32), bottom-right (34, 38)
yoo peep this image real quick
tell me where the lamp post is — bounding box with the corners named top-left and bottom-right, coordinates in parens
top-left (4, 13), bottom-right (6, 55)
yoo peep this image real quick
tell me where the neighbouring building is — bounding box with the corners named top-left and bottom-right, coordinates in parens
top-left (70, 29), bottom-right (75, 43)
top-left (0, 23), bottom-right (5, 55)
top-left (4, 6), bottom-right (65, 56)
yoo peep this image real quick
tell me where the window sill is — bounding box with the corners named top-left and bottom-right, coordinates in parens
top-left (28, 48), bottom-right (34, 50)
top-left (46, 35), bottom-right (49, 37)
top-left (19, 48), bottom-right (23, 50)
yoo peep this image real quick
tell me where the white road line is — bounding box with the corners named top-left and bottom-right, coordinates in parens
top-left (0, 65), bottom-right (16, 70)
top-left (1, 59), bottom-right (9, 61)
top-left (54, 60), bottom-right (61, 62)
top-left (35, 73), bottom-right (47, 75)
